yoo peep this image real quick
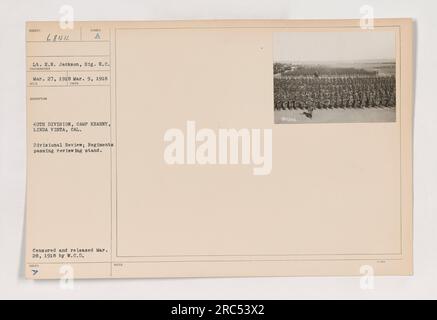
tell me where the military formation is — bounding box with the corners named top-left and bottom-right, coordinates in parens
top-left (274, 75), bottom-right (396, 111)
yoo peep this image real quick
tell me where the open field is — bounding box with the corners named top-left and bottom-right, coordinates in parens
top-left (275, 107), bottom-right (396, 124)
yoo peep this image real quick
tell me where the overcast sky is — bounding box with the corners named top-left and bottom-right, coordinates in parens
top-left (273, 31), bottom-right (396, 63)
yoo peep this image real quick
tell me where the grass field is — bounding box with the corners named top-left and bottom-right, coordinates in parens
top-left (274, 107), bottom-right (396, 124)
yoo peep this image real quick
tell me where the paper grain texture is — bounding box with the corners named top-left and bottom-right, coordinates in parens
top-left (25, 19), bottom-right (413, 279)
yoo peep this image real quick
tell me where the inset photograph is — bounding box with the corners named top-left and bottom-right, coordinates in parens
top-left (273, 31), bottom-right (396, 124)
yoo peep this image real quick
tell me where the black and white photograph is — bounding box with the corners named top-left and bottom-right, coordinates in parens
top-left (274, 31), bottom-right (397, 124)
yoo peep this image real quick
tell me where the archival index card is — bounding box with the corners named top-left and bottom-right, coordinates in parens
top-left (25, 19), bottom-right (413, 279)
